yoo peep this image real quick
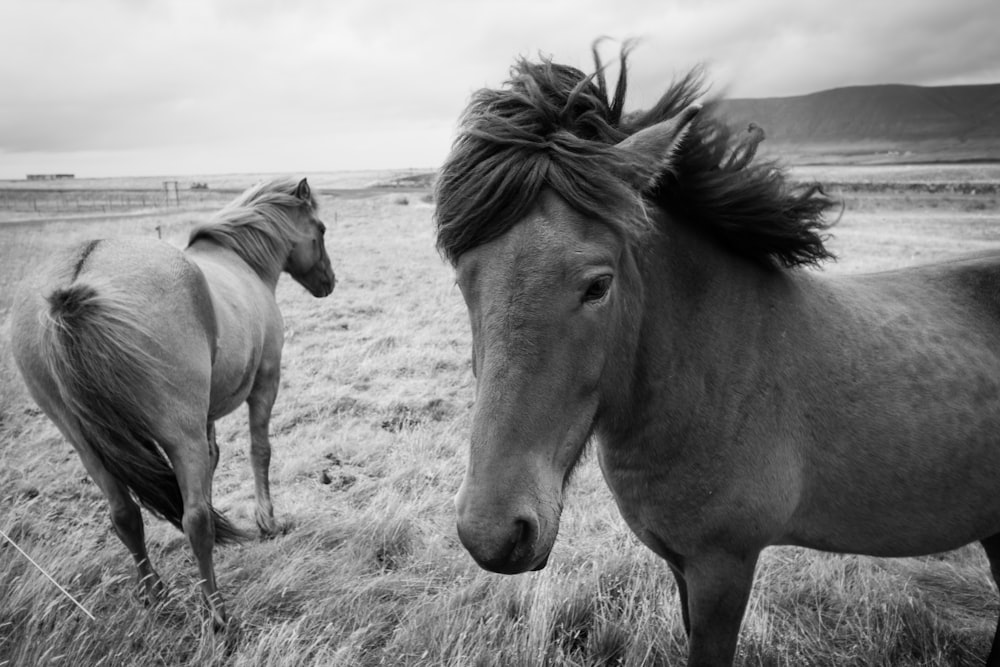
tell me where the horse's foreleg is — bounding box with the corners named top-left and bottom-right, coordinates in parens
top-left (980, 534), bottom-right (1000, 667)
top-left (667, 562), bottom-right (691, 637)
top-left (71, 432), bottom-right (166, 603)
top-left (247, 377), bottom-right (279, 538)
top-left (682, 550), bottom-right (758, 667)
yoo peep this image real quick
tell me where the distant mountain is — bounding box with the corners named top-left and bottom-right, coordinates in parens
top-left (718, 83), bottom-right (1000, 164)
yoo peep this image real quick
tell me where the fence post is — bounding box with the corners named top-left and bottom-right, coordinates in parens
top-left (162, 180), bottom-right (180, 206)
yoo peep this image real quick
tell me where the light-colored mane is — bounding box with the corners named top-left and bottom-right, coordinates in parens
top-left (188, 178), bottom-right (317, 277)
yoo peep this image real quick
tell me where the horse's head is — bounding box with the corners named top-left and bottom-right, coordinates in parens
top-left (449, 108), bottom-right (701, 574)
top-left (285, 178), bottom-right (335, 297)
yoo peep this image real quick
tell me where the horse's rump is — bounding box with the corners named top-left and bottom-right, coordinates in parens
top-left (39, 257), bottom-right (244, 544)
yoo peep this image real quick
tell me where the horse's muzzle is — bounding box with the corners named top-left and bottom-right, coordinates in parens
top-left (455, 511), bottom-right (549, 575)
top-left (308, 271), bottom-right (336, 297)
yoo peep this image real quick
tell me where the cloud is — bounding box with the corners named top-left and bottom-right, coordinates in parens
top-left (1, 0), bottom-right (999, 177)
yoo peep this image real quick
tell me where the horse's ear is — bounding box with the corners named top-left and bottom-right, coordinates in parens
top-left (295, 178), bottom-right (311, 202)
top-left (616, 103), bottom-right (702, 192)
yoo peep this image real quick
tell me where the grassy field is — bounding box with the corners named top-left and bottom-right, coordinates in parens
top-left (2, 168), bottom-right (1000, 666)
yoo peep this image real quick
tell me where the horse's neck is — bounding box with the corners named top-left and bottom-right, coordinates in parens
top-left (600, 220), bottom-right (801, 444)
top-left (186, 238), bottom-right (282, 293)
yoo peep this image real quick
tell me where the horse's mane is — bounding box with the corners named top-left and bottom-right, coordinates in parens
top-left (435, 46), bottom-right (837, 269)
top-left (188, 178), bottom-right (316, 276)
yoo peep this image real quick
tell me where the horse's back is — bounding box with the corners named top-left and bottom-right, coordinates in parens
top-left (844, 249), bottom-right (1000, 351)
top-left (34, 236), bottom-right (215, 340)
top-left (822, 249), bottom-right (1000, 346)
top-left (919, 250), bottom-right (1000, 324)
top-left (875, 246), bottom-right (1000, 296)
top-left (17, 235), bottom-right (205, 297)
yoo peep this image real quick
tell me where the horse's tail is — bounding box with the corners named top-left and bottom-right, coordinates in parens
top-left (41, 281), bottom-right (245, 545)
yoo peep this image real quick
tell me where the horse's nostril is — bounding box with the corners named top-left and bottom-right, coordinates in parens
top-left (456, 512), bottom-right (540, 574)
top-left (513, 516), bottom-right (536, 554)
top-left (498, 515), bottom-right (538, 566)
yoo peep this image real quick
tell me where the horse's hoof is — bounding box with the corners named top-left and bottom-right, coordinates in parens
top-left (257, 516), bottom-right (292, 540)
top-left (255, 513), bottom-right (278, 539)
top-left (136, 573), bottom-right (167, 606)
top-left (210, 603), bottom-right (228, 633)
top-left (146, 583), bottom-right (168, 606)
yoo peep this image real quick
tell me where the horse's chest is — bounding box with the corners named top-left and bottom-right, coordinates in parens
top-left (597, 441), bottom-right (746, 557)
top-left (598, 448), bottom-right (692, 547)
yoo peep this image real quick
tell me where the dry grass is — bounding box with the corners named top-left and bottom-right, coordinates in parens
top-left (2, 169), bottom-right (1000, 666)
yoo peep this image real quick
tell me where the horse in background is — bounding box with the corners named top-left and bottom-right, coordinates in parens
top-left (436, 45), bottom-right (1000, 666)
top-left (11, 177), bottom-right (335, 629)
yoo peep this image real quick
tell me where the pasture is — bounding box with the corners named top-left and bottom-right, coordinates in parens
top-left (1, 166), bottom-right (1000, 666)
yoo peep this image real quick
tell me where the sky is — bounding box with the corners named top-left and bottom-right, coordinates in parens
top-left (2, 0), bottom-right (999, 179)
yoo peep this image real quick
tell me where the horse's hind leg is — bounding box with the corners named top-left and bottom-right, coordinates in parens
top-left (69, 428), bottom-right (165, 602)
top-left (17, 346), bottom-right (167, 604)
top-left (247, 373), bottom-right (280, 537)
top-left (980, 534), bottom-right (1000, 666)
top-left (162, 419), bottom-right (227, 630)
top-left (207, 421), bottom-right (219, 476)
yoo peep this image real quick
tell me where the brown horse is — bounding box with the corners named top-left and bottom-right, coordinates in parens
top-left (436, 47), bottom-right (1000, 666)
top-left (10, 177), bottom-right (334, 628)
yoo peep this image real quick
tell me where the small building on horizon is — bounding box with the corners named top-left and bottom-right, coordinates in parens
top-left (26, 174), bottom-right (75, 181)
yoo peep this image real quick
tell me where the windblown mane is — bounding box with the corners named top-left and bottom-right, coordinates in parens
top-left (435, 46), bottom-right (837, 269)
top-left (188, 178), bottom-right (316, 276)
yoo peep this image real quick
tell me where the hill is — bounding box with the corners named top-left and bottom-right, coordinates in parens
top-left (719, 82), bottom-right (1000, 164)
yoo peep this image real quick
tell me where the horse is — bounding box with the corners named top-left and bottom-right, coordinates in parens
top-left (435, 46), bottom-right (1000, 666)
top-left (10, 177), bottom-right (334, 629)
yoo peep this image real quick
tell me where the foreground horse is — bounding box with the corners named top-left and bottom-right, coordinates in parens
top-left (436, 49), bottom-right (1000, 666)
top-left (11, 177), bottom-right (334, 628)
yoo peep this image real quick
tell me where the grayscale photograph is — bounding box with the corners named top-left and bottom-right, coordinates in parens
top-left (2, 1), bottom-right (1000, 665)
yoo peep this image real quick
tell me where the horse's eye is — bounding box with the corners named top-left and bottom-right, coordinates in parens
top-left (583, 275), bottom-right (612, 303)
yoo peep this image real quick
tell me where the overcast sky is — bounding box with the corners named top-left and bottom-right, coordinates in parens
top-left (2, 0), bottom-right (999, 179)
